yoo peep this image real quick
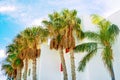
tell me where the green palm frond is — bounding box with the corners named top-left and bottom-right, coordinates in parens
top-left (1, 63), bottom-right (14, 76)
top-left (106, 24), bottom-right (120, 43)
top-left (75, 30), bottom-right (84, 40)
top-left (13, 58), bottom-right (23, 68)
top-left (78, 49), bottom-right (97, 71)
top-left (7, 53), bottom-right (17, 62)
top-left (74, 42), bottom-right (97, 53)
top-left (71, 9), bottom-right (77, 16)
top-left (91, 14), bottom-right (104, 25)
top-left (102, 47), bottom-right (113, 69)
top-left (76, 17), bottom-right (81, 24)
top-left (99, 20), bottom-right (111, 31)
top-left (42, 20), bottom-right (51, 26)
top-left (2, 64), bottom-right (11, 70)
top-left (84, 31), bottom-right (100, 41)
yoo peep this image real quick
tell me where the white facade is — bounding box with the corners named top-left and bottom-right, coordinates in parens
top-left (21, 11), bottom-right (120, 80)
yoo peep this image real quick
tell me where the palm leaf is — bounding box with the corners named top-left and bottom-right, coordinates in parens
top-left (78, 49), bottom-right (97, 71)
top-left (74, 42), bottom-right (97, 53)
top-left (91, 14), bottom-right (104, 25)
top-left (107, 24), bottom-right (120, 43)
top-left (84, 31), bottom-right (100, 41)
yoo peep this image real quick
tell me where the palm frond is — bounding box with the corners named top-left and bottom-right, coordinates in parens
top-left (13, 58), bottom-right (23, 68)
top-left (74, 23), bottom-right (84, 40)
top-left (74, 42), bottom-right (97, 53)
top-left (84, 31), bottom-right (100, 41)
top-left (107, 24), bottom-right (120, 43)
top-left (42, 20), bottom-right (51, 26)
top-left (78, 49), bottom-right (97, 71)
top-left (76, 17), bottom-right (81, 24)
top-left (91, 14), bottom-right (104, 25)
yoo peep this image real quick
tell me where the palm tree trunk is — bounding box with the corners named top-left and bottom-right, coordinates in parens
top-left (16, 68), bottom-right (21, 80)
top-left (109, 65), bottom-right (115, 80)
top-left (59, 48), bottom-right (68, 80)
top-left (14, 77), bottom-right (17, 80)
top-left (70, 49), bottom-right (76, 80)
top-left (20, 68), bottom-right (22, 80)
top-left (24, 59), bottom-right (28, 80)
top-left (33, 58), bottom-right (37, 80)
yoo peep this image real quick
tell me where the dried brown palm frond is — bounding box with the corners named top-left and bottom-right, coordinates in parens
top-left (36, 49), bottom-right (41, 58)
top-left (50, 38), bottom-right (54, 49)
top-left (19, 52), bottom-right (26, 60)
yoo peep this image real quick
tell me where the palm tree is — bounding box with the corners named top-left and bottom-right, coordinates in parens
top-left (2, 63), bottom-right (17, 80)
top-left (18, 27), bottom-right (48, 80)
top-left (43, 9), bottom-right (83, 80)
top-left (14, 32), bottom-right (30, 80)
top-left (60, 9), bottom-right (83, 80)
top-left (2, 43), bottom-right (23, 80)
top-left (28, 27), bottom-right (48, 80)
top-left (6, 43), bottom-right (24, 80)
top-left (74, 14), bottom-right (119, 80)
top-left (43, 12), bottom-right (68, 80)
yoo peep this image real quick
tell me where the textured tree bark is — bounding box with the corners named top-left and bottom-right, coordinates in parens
top-left (70, 49), bottom-right (76, 80)
top-left (33, 58), bottom-right (37, 80)
top-left (19, 68), bottom-right (22, 80)
top-left (16, 68), bottom-right (21, 80)
top-left (14, 77), bottom-right (17, 80)
top-left (24, 59), bottom-right (28, 80)
top-left (59, 49), bottom-right (68, 80)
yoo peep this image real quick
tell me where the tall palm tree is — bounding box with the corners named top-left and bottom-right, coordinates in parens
top-left (6, 43), bottom-right (24, 80)
top-left (43, 9), bottom-right (83, 80)
top-left (14, 32), bottom-right (30, 80)
top-left (60, 9), bottom-right (83, 80)
top-left (74, 15), bottom-right (119, 80)
top-left (2, 63), bottom-right (17, 80)
top-left (2, 43), bottom-right (23, 80)
top-left (43, 12), bottom-right (69, 80)
top-left (19, 27), bottom-right (48, 80)
top-left (28, 27), bottom-right (48, 80)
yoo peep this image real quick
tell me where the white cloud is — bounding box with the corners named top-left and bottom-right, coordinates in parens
top-left (30, 16), bottom-right (48, 26)
top-left (0, 6), bottom-right (16, 13)
top-left (31, 18), bottom-right (43, 26)
top-left (0, 49), bottom-right (6, 58)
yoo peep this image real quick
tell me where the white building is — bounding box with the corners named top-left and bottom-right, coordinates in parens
top-left (21, 10), bottom-right (120, 80)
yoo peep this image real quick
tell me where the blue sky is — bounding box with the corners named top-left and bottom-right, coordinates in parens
top-left (0, 0), bottom-right (120, 79)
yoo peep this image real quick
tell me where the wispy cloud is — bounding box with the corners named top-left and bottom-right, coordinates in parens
top-left (0, 49), bottom-right (6, 59)
top-left (31, 18), bottom-right (43, 26)
top-left (0, 6), bottom-right (16, 13)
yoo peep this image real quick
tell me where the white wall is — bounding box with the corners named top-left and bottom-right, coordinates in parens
top-left (36, 44), bottom-right (89, 80)
top-left (37, 44), bottom-right (61, 80)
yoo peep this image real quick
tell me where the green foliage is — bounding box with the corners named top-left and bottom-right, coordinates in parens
top-left (91, 14), bottom-right (104, 25)
top-left (102, 47), bottom-right (113, 69)
top-left (76, 14), bottom-right (119, 77)
top-left (74, 42), bottom-right (98, 71)
top-left (106, 24), bottom-right (120, 44)
top-left (78, 49), bottom-right (97, 71)
top-left (2, 63), bottom-right (16, 77)
top-left (74, 42), bottom-right (97, 53)
top-left (84, 32), bottom-right (100, 41)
